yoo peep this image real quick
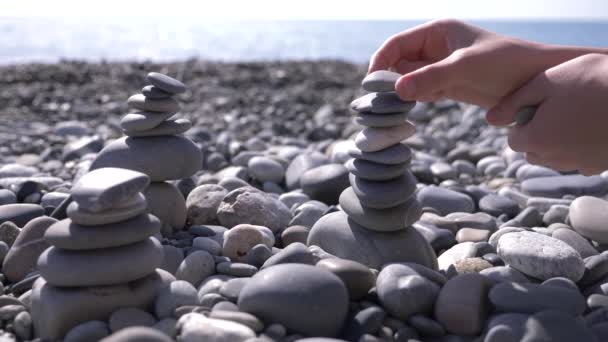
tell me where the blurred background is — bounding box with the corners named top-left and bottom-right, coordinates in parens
top-left (2, 0), bottom-right (608, 64)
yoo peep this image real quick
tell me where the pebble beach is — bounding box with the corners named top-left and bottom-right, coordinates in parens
top-left (1, 59), bottom-right (608, 342)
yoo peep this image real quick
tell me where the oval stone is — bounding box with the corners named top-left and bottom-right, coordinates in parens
top-left (361, 70), bottom-right (401, 92)
top-left (146, 72), bottom-right (187, 94)
top-left (355, 122), bottom-right (416, 153)
top-left (70, 167), bottom-right (150, 213)
top-left (45, 214), bottom-right (161, 250)
top-left (355, 112), bottom-right (408, 128)
top-left (127, 94), bottom-right (180, 113)
top-left (346, 158), bottom-right (409, 181)
top-left (569, 196), bottom-right (608, 244)
top-left (144, 182), bottom-right (187, 231)
top-left (308, 211), bottom-right (437, 270)
top-left (300, 164), bottom-right (350, 205)
top-left (120, 111), bottom-right (175, 132)
top-left (316, 258), bottom-right (375, 300)
top-left (350, 92), bottom-right (415, 114)
top-left (38, 237), bottom-right (163, 287)
top-left (497, 231), bottom-right (585, 282)
top-left (141, 85), bottom-right (172, 99)
top-left (350, 172), bottom-right (417, 209)
top-left (0, 204), bottom-right (45, 227)
top-left (348, 143), bottom-right (412, 165)
top-left (90, 136), bottom-right (202, 182)
top-left (238, 264), bottom-right (349, 337)
top-left (66, 193), bottom-right (147, 225)
top-left (123, 119), bottom-right (191, 137)
top-left (339, 187), bottom-right (421, 232)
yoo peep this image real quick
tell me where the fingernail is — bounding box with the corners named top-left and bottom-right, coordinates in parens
top-left (401, 79), bottom-right (416, 98)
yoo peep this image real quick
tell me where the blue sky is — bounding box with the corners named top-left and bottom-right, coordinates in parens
top-left (3, 0), bottom-right (608, 20)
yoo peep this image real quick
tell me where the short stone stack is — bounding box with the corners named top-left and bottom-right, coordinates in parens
top-left (30, 167), bottom-right (166, 340)
top-left (90, 73), bottom-right (202, 232)
top-left (308, 70), bottom-right (437, 270)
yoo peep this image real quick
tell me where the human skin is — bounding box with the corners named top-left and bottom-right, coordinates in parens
top-left (370, 19), bottom-right (608, 173)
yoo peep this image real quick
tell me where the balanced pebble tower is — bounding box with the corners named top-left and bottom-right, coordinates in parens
top-left (31, 167), bottom-right (165, 339)
top-left (90, 72), bottom-right (202, 232)
top-left (308, 70), bottom-right (438, 270)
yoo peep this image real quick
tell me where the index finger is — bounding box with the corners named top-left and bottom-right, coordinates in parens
top-left (368, 22), bottom-right (434, 73)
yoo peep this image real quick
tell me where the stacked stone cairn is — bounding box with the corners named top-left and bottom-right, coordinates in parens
top-left (89, 72), bottom-right (202, 232)
top-left (308, 70), bottom-right (437, 270)
top-left (31, 167), bottom-right (166, 340)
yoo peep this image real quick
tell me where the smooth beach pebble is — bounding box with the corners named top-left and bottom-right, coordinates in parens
top-left (141, 85), bottom-right (172, 99)
top-left (120, 111), bottom-right (174, 132)
top-left (123, 118), bottom-right (192, 137)
top-left (497, 231), bottom-right (585, 281)
top-left (69, 167), bottom-right (150, 213)
top-left (354, 111), bottom-right (409, 128)
top-left (127, 94), bottom-right (181, 113)
top-left (355, 122), bottom-right (416, 152)
top-left (348, 143), bottom-right (413, 165)
top-left (569, 196), bottom-right (608, 244)
top-left (345, 158), bottom-right (409, 181)
top-left (350, 92), bottom-right (415, 114)
top-left (146, 72), bottom-right (187, 94)
top-left (238, 264), bottom-right (349, 337)
top-left (361, 70), bottom-right (401, 92)
top-left (66, 193), bottom-right (147, 225)
top-left (350, 172), bottom-right (417, 209)
top-left (300, 164), bottom-right (350, 205)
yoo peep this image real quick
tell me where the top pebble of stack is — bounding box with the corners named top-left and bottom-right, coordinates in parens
top-left (146, 72), bottom-right (187, 94)
top-left (361, 70), bottom-right (400, 92)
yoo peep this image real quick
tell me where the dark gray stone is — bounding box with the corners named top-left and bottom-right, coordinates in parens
top-left (238, 264), bottom-right (349, 337)
top-left (345, 158), bottom-right (409, 181)
top-left (141, 85), bottom-right (172, 99)
top-left (316, 258), bottom-right (375, 300)
top-left (127, 94), bottom-right (180, 113)
top-left (350, 173), bottom-right (416, 209)
top-left (417, 186), bottom-right (475, 216)
top-left (479, 194), bottom-right (519, 218)
top-left (348, 144), bottom-right (412, 165)
top-left (340, 187), bottom-right (421, 232)
top-left (0, 204), bottom-right (44, 227)
top-left (361, 70), bottom-right (401, 92)
top-left (488, 282), bottom-right (586, 315)
top-left (521, 175), bottom-right (608, 198)
top-left (350, 92), bottom-right (415, 114)
top-left (146, 72), bottom-right (187, 94)
top-left (124, 118), bottom-right (191, 137)
top-left (261, 242), bottom-right (315, 269)
top-left (285, 152), bottom-right (330, 190)
top-left (355, 112), bottom-right (409, 128)
top-left (521, 310), bottom-right (597, 342)
top-left (300, 164), bottom-right (350, 205)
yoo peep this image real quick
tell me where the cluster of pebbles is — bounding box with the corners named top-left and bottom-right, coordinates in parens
top-left (1, 67), bottom-right (608, 341)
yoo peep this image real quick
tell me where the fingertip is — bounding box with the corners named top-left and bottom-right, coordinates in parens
top-left (485, 106), bottom-right (515, 127)
top-left (395, 75), bottom-right (416, 100)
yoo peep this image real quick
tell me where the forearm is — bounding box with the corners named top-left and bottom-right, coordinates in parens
top-left (535, 42), bottom-right (608, 68)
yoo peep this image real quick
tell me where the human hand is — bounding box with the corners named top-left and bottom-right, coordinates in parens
top-left (369, 19), bottom-right (597, 108)
top-left (486, 53), bottom-right (608, 175)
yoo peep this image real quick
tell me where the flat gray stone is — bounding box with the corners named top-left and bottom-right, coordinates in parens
top-left (144, 181), bottom-right (187, 230)
top-left (350, 92), bottom-right (415, 114)
top-left (66, 193), bottom-right (147, 225)
top-left (552, 228), bottom-right (598, 259)
top-left (155, 280), bottom-right (199, 319)
top-left (355, 122), bottom-right (416, 152)
top-left (45, 214), bottom-right (160, 250)
top-left (123, 118), bottom-right (191, 137)
top-left (479, 266), bottom-right (530, 283)
top-left (141, 85), bottom-right (172, 99)
top-left (354, 112), bottom-right (409, 128)
top-left (417, 186), bottom-right (475, 216)
top-left (345, 158), bottom-right (409, 181)
top-left (285, 152), bottom-right (330, 190)
top-left (348, 143), bottom-right (412, 165)
top-left (570, 196), bottom-right (608, 244)
top-left (300, 164), bottom-right (350, 205)
top-left (350, 172), bottom-right (417, 209)
top-left (101, 326), bottom-right (173, 342)
top-left (479, 194), bottom-right (520, 218)
top-left (0, 204), bottom-right (45, 227)
top-left (70, 168), bottom-right (149, 213)
top-left (31, 270), bottom-right (167, 340)
top-left (521, 175), bottom-right (608, 198)
top-left (90, 136), bottom-right (202, 182)
top-left (497, 231), bottom-right (585, 281)
top-left (146, 72), bottom-right (186, 94)
top-left (64, 320), bottom-right (110, 342)
top-left (489, 282), bottom-right (586, 315)
top-left (238, 264), bottom-right (348, 337)
top-left (127, 93), bottom-right (180, 113)
top-left (261, 242), bottom-right (315, 269)
top-left (248, 156), bottom-right (284, 183)
top-left (316, 258), bottom-right (375, 300)
top-left (361, 70), bottom-right (401, 92)
top-left (120, 111), bottom-right (174, 132)
top-left (175, 250), bottom-right (215, 287)
top-left (307, 211), bottom-right (437, 270)
top-left (339, 187), bottom-right (421, 232)
top-left (38, 237), bottom-right (163, 287)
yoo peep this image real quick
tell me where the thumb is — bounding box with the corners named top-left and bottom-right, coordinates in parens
top-left (486, 73), bottom-right (548, 126)
top-left (395, 56), bottom-right (458, 101)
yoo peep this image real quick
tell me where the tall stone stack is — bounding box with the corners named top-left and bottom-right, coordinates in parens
top-left (308, 70), bottom-right (437, 270)
top-left (90, 73), bottom-right (202, 232)
top-left (30, 167), bottom-right (166, 339)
